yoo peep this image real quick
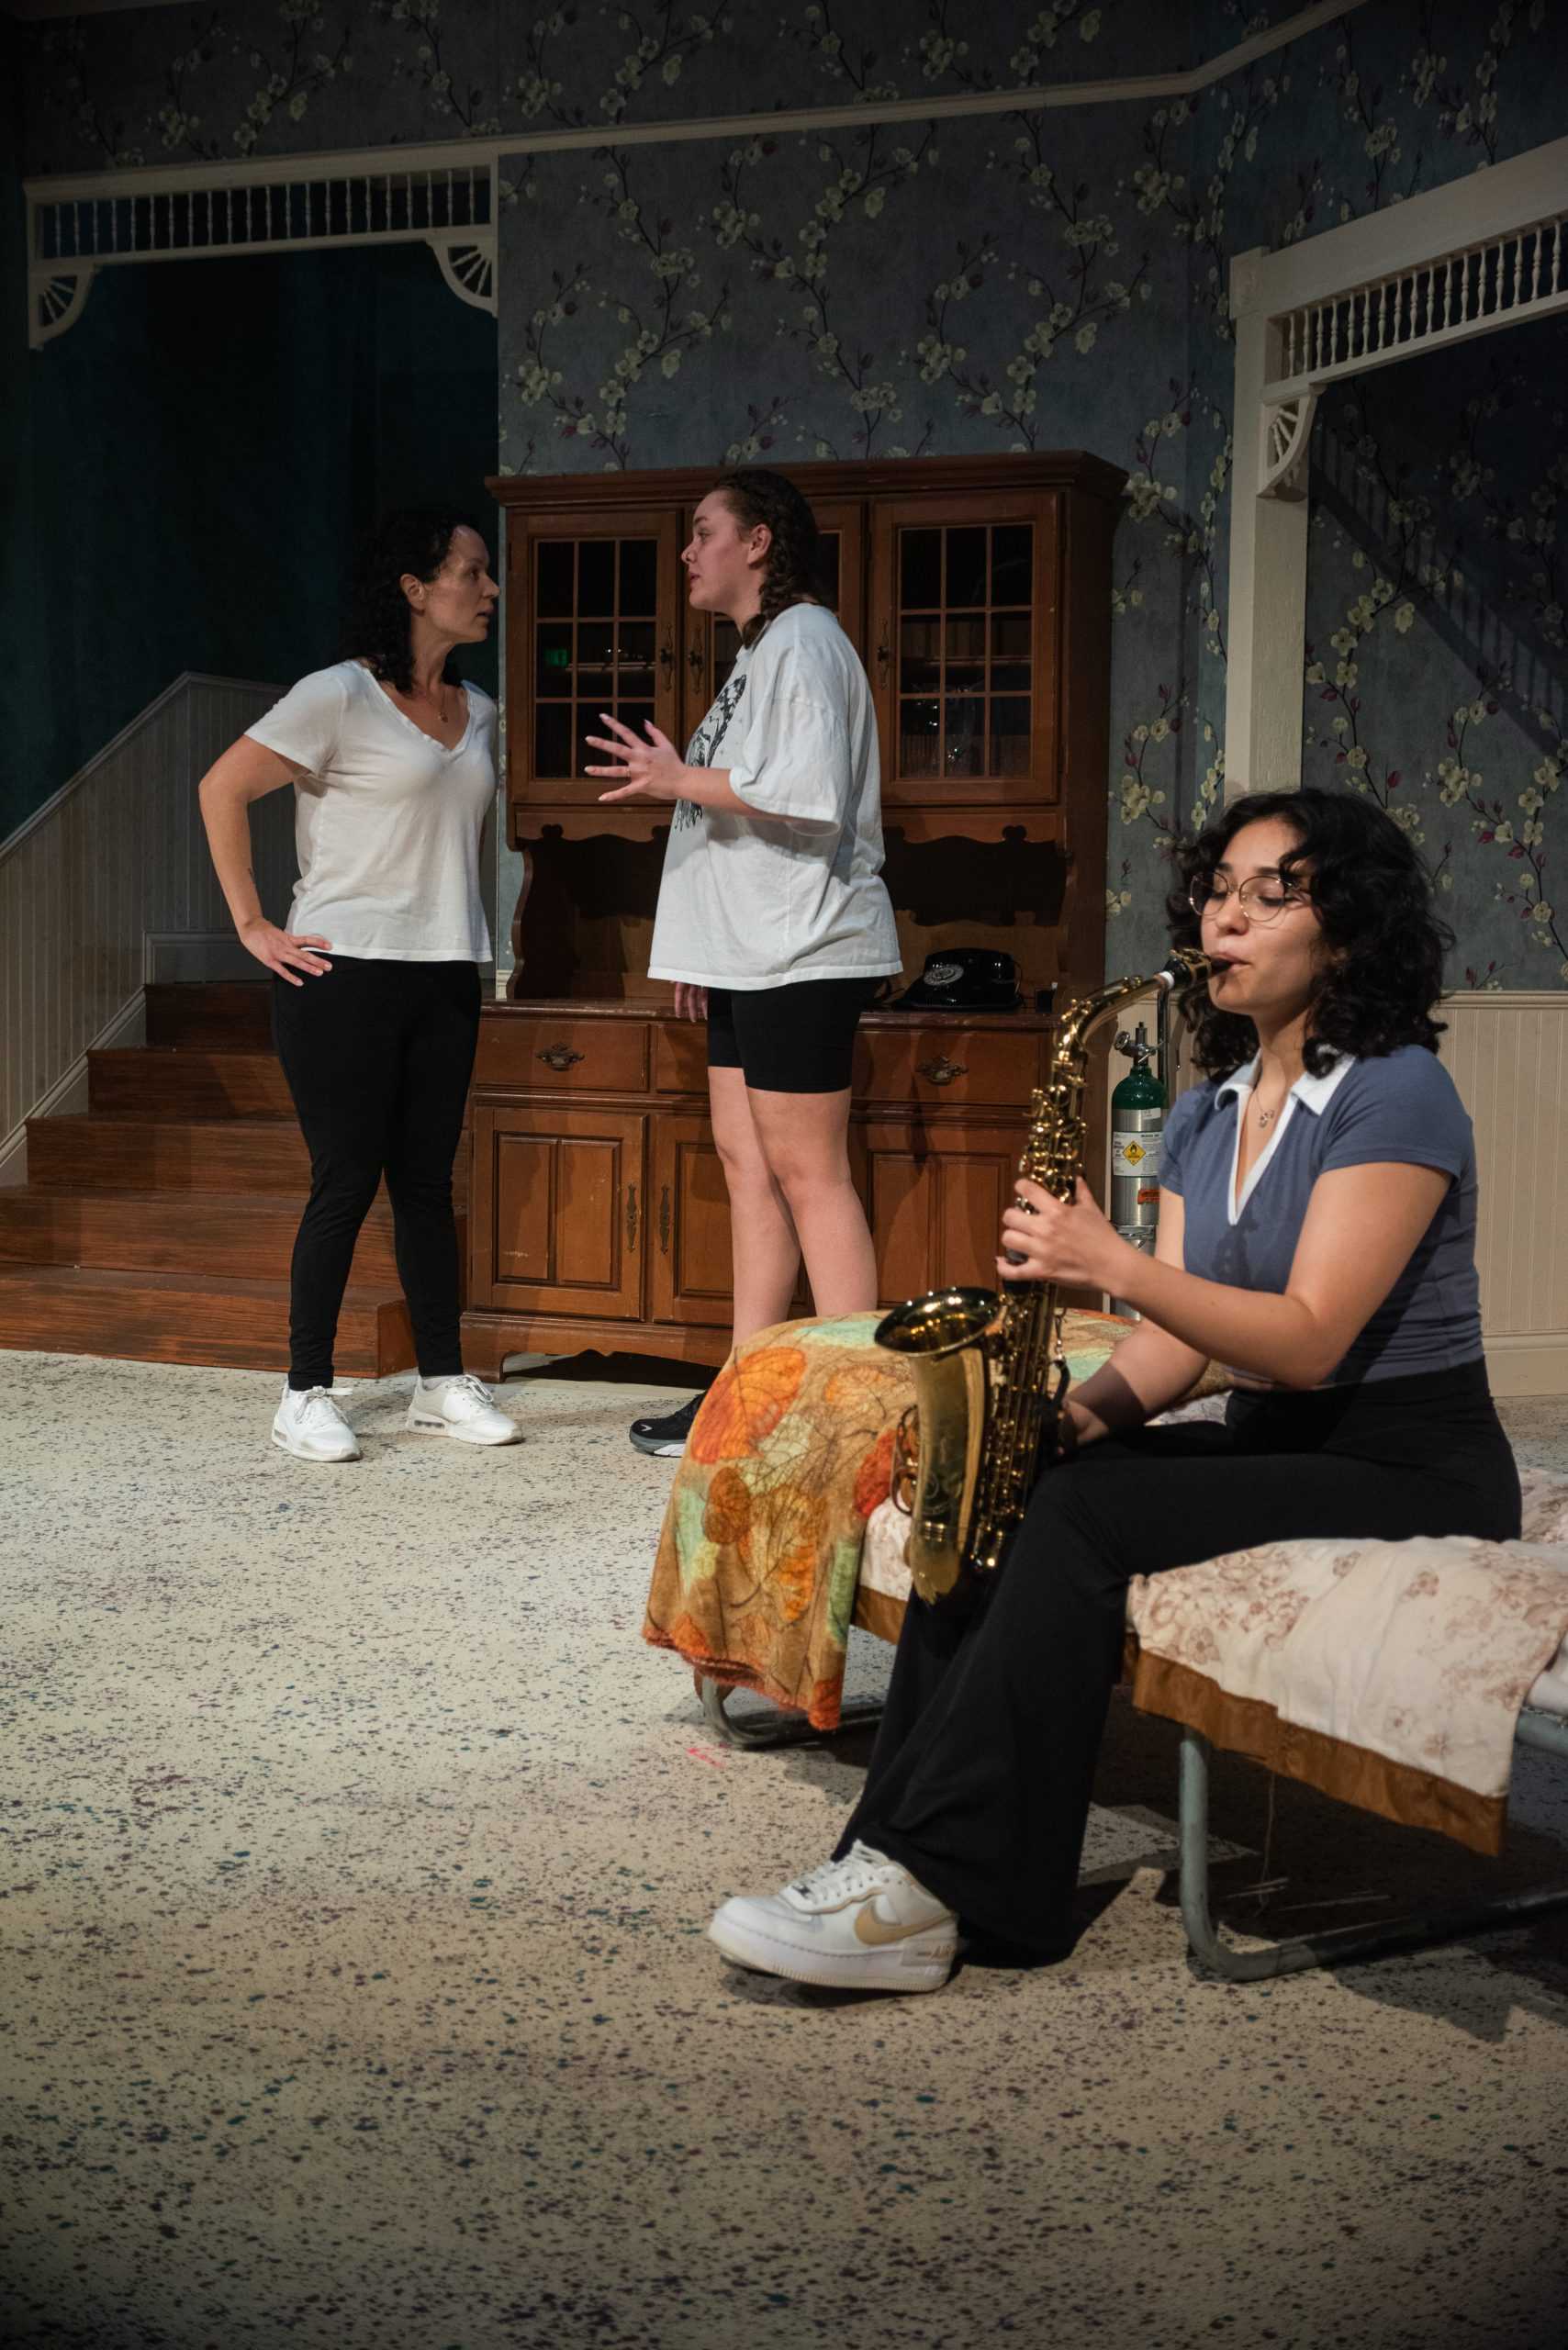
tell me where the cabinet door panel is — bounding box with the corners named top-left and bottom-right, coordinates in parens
top-left (473, 1106), bottom-right (644, 1319)
top-left (868, 490), bottom-right (1059, 812)
top-left (860, 1119), bottom-right (1020, 1305)
top-left (509, 508), bottom-right (681, 808)
top-left (648, 1112), bottom-right (856, 1327)
top-left (648, 1114), bottom-right (734, 1327)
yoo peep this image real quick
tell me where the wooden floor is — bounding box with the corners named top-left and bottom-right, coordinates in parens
top-left (0, 984), bottom-right (462, 1374)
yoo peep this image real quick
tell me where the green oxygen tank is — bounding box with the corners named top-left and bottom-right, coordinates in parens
top-left (1109, 1021), bottom-right (1164, 1318)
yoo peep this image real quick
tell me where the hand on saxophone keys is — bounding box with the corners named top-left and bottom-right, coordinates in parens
top-left (1001, 1189), bottom-right (1038, 1268)
top-left (997, 1174), bottom-right (1125, 1291)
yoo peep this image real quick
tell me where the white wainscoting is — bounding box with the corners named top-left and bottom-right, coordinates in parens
top-left (0, 673), bottom-right (286, 1183)
top-left (1101, 982), bottom-right (1568, 1398)
top-left (1439, 991), bottom-right (1567, 1398)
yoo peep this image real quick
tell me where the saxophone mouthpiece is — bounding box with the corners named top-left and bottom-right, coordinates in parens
top-left (1159, 946), bottom-right (1212, 991)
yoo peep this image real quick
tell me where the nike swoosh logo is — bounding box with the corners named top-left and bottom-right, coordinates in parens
top-left (853, 1900), bottom-right (935, 1948)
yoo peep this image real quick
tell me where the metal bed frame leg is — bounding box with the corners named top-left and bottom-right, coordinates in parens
top-left (1179, 1718), bottom-right (1568, 1981)
top-left (698, 1673), bottom-right (885, 1751)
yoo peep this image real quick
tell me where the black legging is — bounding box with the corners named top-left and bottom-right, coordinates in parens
top-left (839, 1361), bottom-right (1520, 1953)
top-left (271, 956), bottom-right (480, 1390)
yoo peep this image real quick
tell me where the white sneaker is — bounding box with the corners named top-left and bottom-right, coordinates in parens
top-left (272, 1382), bottom-right (361, 1463)
top-left (708, 1840), bottom-right (958, 1994)
top-left (405, 1372), bottom-right (521, 1448)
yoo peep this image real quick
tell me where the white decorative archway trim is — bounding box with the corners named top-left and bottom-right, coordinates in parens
top-left (24, 141), bottom-right (501, 348)
top-left (1224, 133), bottom-right (1568, 800)
top-left (20, 0), bottom-right (1368, 346)
top-left (30, 264), bottom-right (97, 348)
top-left (430, 234), bottom-right (498, 316)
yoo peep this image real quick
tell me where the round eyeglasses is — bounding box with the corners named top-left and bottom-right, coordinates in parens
top-left (1188, 874), bottom-right (1309, 925)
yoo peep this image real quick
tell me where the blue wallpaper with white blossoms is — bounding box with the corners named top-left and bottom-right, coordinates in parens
top-left (18, 0), bottom-right (1568, 982)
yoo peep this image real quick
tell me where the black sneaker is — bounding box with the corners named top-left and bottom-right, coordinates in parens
top-left (629, 1394), bottom-right (704, 1457)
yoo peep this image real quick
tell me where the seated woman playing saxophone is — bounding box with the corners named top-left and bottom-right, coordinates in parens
top-left (706, 786), bottom-right (1522, 1995)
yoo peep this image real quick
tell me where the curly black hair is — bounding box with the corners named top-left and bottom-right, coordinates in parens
top-left (711, 470), bottom-right (827, 647)
top-left (344, 509), bottom-right (475, 695)
top-left (1166, 786), bottom-right (1453, 1079)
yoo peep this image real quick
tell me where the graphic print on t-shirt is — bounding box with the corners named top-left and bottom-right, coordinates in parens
top-left (673, 670), bottom-right (747, 831)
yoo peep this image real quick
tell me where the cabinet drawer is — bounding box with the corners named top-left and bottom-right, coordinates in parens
top-left (854, 1024), bottom-right (1043, 1109)
top-left (475, 1015), bottom-right (649, 1094)
top-left (653, 1021), bottom-right (710, 1096)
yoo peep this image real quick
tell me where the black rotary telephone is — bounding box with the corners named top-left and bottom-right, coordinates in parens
top-left (890, 949), bottom-right (1024, 1013)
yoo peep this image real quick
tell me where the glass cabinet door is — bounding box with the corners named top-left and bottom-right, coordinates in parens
top-left (679, 499), bottom-right (865, 745)
top-left (513, 509), bottom-right (682, 800)
top-left (869, 493), bottom-right (1059, 810)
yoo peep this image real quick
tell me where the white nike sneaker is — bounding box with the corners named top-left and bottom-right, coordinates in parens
top-left (708, 1840), bottom-right (958, 1994)
top-left (272, 1382), bottom-right (361, 1463)
top-left (405, 1372), bottom-right (521, 1448)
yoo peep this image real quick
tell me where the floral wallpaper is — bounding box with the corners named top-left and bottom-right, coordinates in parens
top-left (1304, 325), bottom-right (1566, 991)
top-left (18, 0), bottom-right (1568, 984)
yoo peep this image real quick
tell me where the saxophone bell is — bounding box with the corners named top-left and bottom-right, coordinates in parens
top-left (874, 1287), bottom-right (1000, 1601)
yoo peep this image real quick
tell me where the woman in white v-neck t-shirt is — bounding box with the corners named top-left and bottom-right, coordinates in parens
top-left (197, 510), bottom-right (520, 1463)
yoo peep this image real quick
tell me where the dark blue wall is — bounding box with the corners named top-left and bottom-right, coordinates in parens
top-left (2, 187), bottom-right (496, 838)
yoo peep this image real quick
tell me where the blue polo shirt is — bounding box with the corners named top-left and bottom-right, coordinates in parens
top-left (1159, 1045), bottom-right (1483, 1384)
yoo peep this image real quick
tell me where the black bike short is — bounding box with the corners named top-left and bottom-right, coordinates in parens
top-left (706, 975), bottom-right (883, 1093)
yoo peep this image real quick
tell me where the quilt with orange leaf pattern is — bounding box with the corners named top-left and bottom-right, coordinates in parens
top-left (642, 1308), bottom-right (1135, 1729)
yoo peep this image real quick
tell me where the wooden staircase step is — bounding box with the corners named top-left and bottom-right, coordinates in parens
top-left (27, 1113), bottom-right (469, 1205)
top-left (145, 981), bottom-right (273, 1050)
top-left (89, 1047), bottom-right (295, 1119)
top-left (29, 1113), bottom-right (309, 1191)
top-left (0, 1264), bottom-right (413, 1375)
top-left (0, 1186), bottom-right (465, 1287)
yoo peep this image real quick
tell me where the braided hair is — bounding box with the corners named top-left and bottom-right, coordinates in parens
top-left (1166, 786), bottom-right (1452, 1080)
top-left (711, 470), bottom-right (825, 647)
top-left (344, 509), bottom-right (472, 696)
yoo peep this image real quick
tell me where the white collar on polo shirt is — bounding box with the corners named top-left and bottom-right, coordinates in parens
top-left (1214, 1051), bottom-right (1355, 1223)
top-left (1215, 1052), bottom-right (1355, 1113)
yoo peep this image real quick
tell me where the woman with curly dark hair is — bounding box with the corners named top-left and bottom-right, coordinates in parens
top-left (706, 787), bottom-right (1521, 1995)
top-left (198, 510), bottom-right (521, 1462)
top-left (586, 469), bottom-right (901, 1457)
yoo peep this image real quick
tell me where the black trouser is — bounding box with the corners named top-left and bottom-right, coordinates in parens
top-left (839, 1362), bottom-right (1520, 1953)
top-left (271, 957), bottom-right (481, 1390)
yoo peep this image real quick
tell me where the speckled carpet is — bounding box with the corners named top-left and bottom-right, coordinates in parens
top-left (2, 1356), bottom-right (1566, 2350)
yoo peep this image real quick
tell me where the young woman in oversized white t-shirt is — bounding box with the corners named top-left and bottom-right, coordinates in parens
top-left (586, 470), bottom-right (902, 1455)
top-left (197, 512), bottom-right (520, 1462)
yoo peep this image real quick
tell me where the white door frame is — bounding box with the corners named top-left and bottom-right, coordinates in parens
top-left (1224, 134), bottom-right (1568, 799)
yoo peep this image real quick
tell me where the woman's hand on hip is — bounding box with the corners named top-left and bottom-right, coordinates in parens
top-left (998, 1176), bottom-right (1126, 1291)
top-left (240, 917), bottom-right (332, 985)
top-left (586, 713), bottom-right (689, 803)
top-left (673, 982), bottom-right (708, 1022)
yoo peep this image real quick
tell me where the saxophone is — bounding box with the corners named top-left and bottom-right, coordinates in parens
top-left (874, 948), bottom-right (1210, 1604)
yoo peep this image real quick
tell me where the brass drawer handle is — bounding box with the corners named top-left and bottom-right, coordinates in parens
top-left (626, 1182), bottom-right (640, 1248)
top-left (687, 645), bottom-right (704, 676)
top-left (658, 1184), bottom-right (672, 1254)
top-left (537, 1044), bottom-right (585, 1072)
top-left (917, 1055), bottom-right (968, 1087)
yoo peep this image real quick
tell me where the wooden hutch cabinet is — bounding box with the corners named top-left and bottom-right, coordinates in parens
top-left (462, 453), bottom-right (1125, 1379)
